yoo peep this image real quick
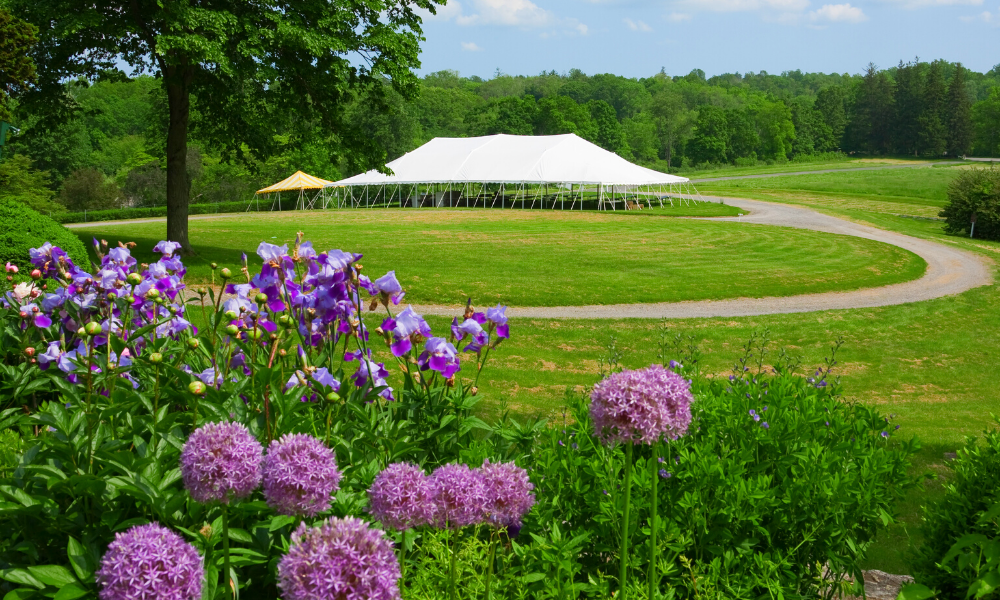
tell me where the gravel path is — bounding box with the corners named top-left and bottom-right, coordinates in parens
top-left (408, 196), bottom-right (992, 319)
top-left (689, 161), bottom-right (962, 183)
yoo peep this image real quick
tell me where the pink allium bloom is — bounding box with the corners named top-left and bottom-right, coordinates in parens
top-left (278, 517), bottom-right (401, 600)
top-left (429, 463), bottom-right (488, 528)
top-left (263, 433), bottom-right (342, 517)
top-left (479, 459), bottom-right (536, 532)
top-left (180, 421), bottom-right (263, 504)
top-left (590, 364), bottom-right (694, 445)
top-left (368, 462), bottom-right (437, 530)
top-left (96, 523), bottom-right (203, 600)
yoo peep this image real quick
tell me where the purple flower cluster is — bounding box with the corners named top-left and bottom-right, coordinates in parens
top-left (479, 459), bottom-right (536, 533)
top-left (368, 462), bottom-right (437, 530)
top-left (180, 422), bottom-right (263, 504)
top-left (96, 523), bottom-right (203, 600)
top-left (263, 434), bottom-right (342, 517)
top-left (277, 517), bottom-right (401, 600)
top-left (590, 364), bottom-right (694, 445)
top-left (429, 463), bottom-right (487, 529)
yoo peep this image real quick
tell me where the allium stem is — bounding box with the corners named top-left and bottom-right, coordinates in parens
top-left (223, 505), bottom-right (233, 599)
top-left (449, 528), bottom-right (458, 600)
top-left (620, 442), bottom-right (633, 599)
top-left (648, 444), bottom-right (659, 600)
top-left (485, 536), bottom-right (497, 600)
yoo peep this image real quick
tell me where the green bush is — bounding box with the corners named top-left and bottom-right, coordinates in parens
top-left (0, 198), bottom-right (88, 271)
top-left (940, 166), bottom-right (1000, 240)
top-left (50, 199), bottom-right (300, 224)
top-left (909, 420), bottom-right (1000, 599)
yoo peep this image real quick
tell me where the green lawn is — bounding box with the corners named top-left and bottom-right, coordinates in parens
top-left (72, 205), bottom-right (922, 307)
top-left (678, 156), bottom-right (955, 181)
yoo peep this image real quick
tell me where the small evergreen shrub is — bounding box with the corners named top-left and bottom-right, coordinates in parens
top-left (909, 420), bottom-right (1000, 599)
top-left (0, 198), bottom-right (87, 270)
top-left (940, 166), bottom-right (1000, 240)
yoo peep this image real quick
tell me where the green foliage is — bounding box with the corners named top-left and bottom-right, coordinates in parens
top-left (0, 154), bottom-right (65, 215)
top-left (58, 168), bottom-right (121, 211)
top-left (51, 200), bottom-right (259, 224)
top-left (0, 197), bottom-right (86, 269)
top-left (909, 419), bottom-right (1000, 599)
top-left (940, 167), bottom-right (1000, 239)
top-left (973, 87), bottom-right (1000, 157)
top-left (0, 7), bottom-right (37, 122)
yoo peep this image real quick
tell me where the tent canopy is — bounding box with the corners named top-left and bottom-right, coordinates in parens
top-left (331, 134), bottom-right (689, 187)
top-left (257, 171), bottom-right (335, 194)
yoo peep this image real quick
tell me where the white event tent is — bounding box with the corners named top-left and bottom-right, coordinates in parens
top-left (328, 134), bottom-right (701, 211)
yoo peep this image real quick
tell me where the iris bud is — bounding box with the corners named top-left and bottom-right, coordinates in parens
top-left (224, 310), bottom-right (238, 320)
top-left (187, 339), bottom-right (200, 350)
top-left (84, 322), bottom-right (102, 337)
top-left (210, 262), bottom-right (218, 270)
top-left (225, 324), bottom-right (239, 336)
top-left (246, 329), bottom-right (263, 340)
top-left (188, 381), bottom-right (207, 395)
top-left (149, 352), bottom-right (163, 364)
top-left (326, 392), bottom-right (340, 402)
top-left (146, 288), bottom-right (160, 299)
top-left (126, 273), bottom-right (142, 285)
top-left (107, 292), bottom-right (117, 301)
top-left (277, 315), bottom-right (290, 326)
top-left (126, 295), bottom-right (136, 303)
top-left (254, 293), bottom-right (268, 304)
top-left (220, 268), bottom-right (232, 279)
top-left (77, 327), bottom-right (86, 337)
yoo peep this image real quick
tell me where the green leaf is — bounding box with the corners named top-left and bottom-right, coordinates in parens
top-left (227, 528), bottom-right (253, 543)
top-left (269, 515), bottom-right (296, 532)
top-left (896, 583), bottom-right (936, 600)
top-left (53, 582), bottom-right (89, 600)
top-left (67, 537), bottom-right (94, 582)
top-left (26, 565), bottom-right (76, 588)
top-left (4, 589), bottom-right (38, 600)
top-left (0, 568), bottom-right (45, 589)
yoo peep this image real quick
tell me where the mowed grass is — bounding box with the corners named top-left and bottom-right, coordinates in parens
top-left (679, 156), bottom-right (954, 181)
top-left (72, 205), bottom-right (923, 307)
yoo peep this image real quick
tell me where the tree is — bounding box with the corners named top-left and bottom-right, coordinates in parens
top-left (13, 0), bottom-right (439, 253)
top-left (752, 100), bottom-right (795, 161)
top-left (947, 64), bottom-right (974, 157)
top-left (845, 63), bottom-right (895, 154)
top-left (815, 86), bottom-right (847, 151)
top-left (58, 168), bottom-right (120, 211)
top-left (0, 154), bottom-right (64, 214)
top-left (688, 105), bottom-right (729, 164)
top-left (535, 96), bottom-right (597, 140)
top-left (467, 96), bottom-right (537, 136)
top-left (0, 7), bottom-right (37, 123)
top-left (587, 100), bottom-right (631, 158)
top-left (894, 59), bottom-right (925, 155)
top-left (726, 109), bottom-right (759, 162)
top-left (918, 60), bottom-right (947, 156)
top-left (972, 88), bottom-right (1000, 157)
top-left (648, 86), bottom-right (694, 170)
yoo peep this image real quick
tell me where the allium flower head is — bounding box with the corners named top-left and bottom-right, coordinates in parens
top-left (96, 523), bottom-right (203, 600)
top-left (479, 460), bottom-right (535, 533)
top-left (278, 517), bottom-right (400, 600)
top-left (180, 421), bottom-right (263, 504)
top-left (263, 434), bottom-right (341, 517)
top-left (429, 463), bottom-right (487, 528)
top-left (590, 364), bottom-right (694, 445)
top-left (368, 462), bottom-right (437, 530)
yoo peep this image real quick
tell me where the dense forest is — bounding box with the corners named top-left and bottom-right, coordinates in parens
top-left (3, 60), bottom-right (1000, 216)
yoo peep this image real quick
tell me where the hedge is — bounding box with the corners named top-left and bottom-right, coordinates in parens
top-left (940, 166), bottom-right (1000, 241)
top-left (0, 198), bottom-right (89, 272)
top-left (52, 199), bottom-right (304, 224)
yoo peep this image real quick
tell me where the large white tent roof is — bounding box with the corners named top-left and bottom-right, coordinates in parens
top-left (331, 134), bottom-right (689, 186)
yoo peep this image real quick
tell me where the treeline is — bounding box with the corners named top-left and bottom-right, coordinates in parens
top-left (3, 60), bottom-right (1000, 215)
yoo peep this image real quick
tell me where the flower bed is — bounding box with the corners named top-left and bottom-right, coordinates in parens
top-left (0, 236), bottom-right (916, 599)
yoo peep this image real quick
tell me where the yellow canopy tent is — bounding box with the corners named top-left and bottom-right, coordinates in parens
top-left (251, 171), bottom-right (341, 211)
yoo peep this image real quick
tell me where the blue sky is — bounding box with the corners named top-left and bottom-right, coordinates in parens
top-left (414, 0), bottom-right (999, 79)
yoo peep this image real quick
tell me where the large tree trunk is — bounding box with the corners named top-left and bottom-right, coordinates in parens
top-left (165, 65), bottom-right (193, 254)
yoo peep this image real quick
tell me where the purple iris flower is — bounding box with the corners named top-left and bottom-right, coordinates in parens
top-left (362, 271), bottom-right (405, 306)
top-left (58, 345), bottom-right (85, 374)
top-left (196, 367), bottom-right (224, 389)
top-left (106, 246), bottom-right (136, 268)
top-left (312, 368), bottom-right (340, 391)
top-left (152, 240), bottom-right (182, 256)
top-left (485, 304), bottom-right (509, 339)
top-left (321, 250), bottom-right (362, 270)
top-left (37, 341), bottom-right (63, 371)
top-left (418, 337), bottom-right (461, 378)
top-left (257, 241), bottom-right (289, 263)
top-left (386, 306), bottom-right (431, 356)
top-left (453, 318), bottom-right (489, 353)
top-left (20, 304), bottom-right (52, 328)
top-left (350, 357), bottom-right (394, 402)
top-left (297, 241), bottom-right (317, 260)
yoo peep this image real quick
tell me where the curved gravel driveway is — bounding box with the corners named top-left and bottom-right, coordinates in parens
top-left (410, 196), bottom-right (993, 319)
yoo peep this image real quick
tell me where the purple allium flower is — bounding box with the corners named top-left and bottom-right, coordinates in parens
top-left (589, 364), bottom-right (694, 445)
top-left (278, 517), bottom-right (400, 600)
top-left (368, 462), bottom-right (437, 531)
top-left (429, 463), bottom-right (487, 528)
top-left (263, 434), bottom-right (341, 517)
top-left (479, 460), bottom-right (535, 532)
top-left (96, 523), bottom-right (203, 600)
top-left (180, 421), bottom-right (263, 504)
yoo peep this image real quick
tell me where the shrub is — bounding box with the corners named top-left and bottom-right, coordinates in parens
top-left (908, 420), bottom-right (1000, 599)
top-left (940, 166), bottom-right (1000, 240)
top-left (51, 200), bottom-right (299, 224)
top-left (0, 197), bottom-right (87, 271)
top-left (0, 155), bottom-right (66, 216)
top-left (58, 167), bottom-right (121, 211)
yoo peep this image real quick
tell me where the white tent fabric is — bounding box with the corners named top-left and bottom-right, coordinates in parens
top-left (331, 134), bottom-right (689, 186)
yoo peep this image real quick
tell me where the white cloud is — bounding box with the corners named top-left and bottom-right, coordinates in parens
top-left (877, 0), bottom-right (982, 7)
top-left (810, 3), bottom-right (868, 20)
top-left (455, 0), bottom-right (556, 26)
top-left (575, 21), bottom-right (590, 33)
top-left (959, 7), bottom-right (998, 21)
top-left (679, 0), bottom-right (809, 12)
top-left (624, 17), bottom-right (653, 30)
top-left (665, 11), bottom-right (693, 20)
top-left (461, 41), bottom-right (484, 51)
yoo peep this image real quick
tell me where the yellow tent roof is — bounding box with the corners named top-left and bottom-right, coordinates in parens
top-left (256, 171), bottom-right (335, 194)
